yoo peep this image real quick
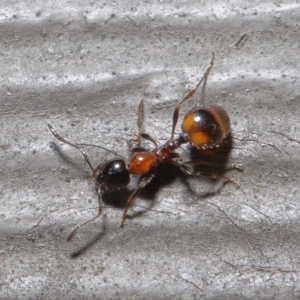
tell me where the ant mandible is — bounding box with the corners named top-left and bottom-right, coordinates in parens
top-left (48, 53), bottom-right (239, 241)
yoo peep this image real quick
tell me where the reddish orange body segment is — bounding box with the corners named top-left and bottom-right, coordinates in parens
top-left (181, 106), bottom-right (231, 149)
top-left (128, 152), bottom-right (156, 175)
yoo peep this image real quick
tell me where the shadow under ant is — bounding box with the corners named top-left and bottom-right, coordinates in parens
top-left (179, 133), bottom-right (240, 199)
top-left (103, 134), bottom-right (235, 221)
top-left (187, 132), bottom-right (234, 176)
top-left (70, 214), bottom-right (107, 258)
top-left (50, 133), bottom-right (237, 258)
top-left (69, 144), bottom-right (231, 258)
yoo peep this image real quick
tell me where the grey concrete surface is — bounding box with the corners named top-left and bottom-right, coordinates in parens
top-left (1, 1), bottom-right (300, 299)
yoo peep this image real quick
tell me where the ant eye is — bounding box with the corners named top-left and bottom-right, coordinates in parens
top-left (96, 159), bottom-right (130, 188)
top-left (181, 106), bottom-right (230, 149)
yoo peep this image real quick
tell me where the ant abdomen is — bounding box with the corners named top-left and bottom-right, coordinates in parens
top-left (181, 105), bottom-right (230, 149)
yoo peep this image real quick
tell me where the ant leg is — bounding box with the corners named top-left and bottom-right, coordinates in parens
top-left (172, 160), bottom-right (240, 188)
top-left (171, 53), bottom-right (215, 140)
top-left (47, 123), bottom-right (95, 172)
top-left (67, 188), bottom-right (103, 241)
top-left (127, 100), bottom-right (158, 151)
top-left (127, 133), bottom-right (158, 152)
top-left (120, 172), bottom-right (156, 228)
top-left (127, 99), bottom-right (145, 150)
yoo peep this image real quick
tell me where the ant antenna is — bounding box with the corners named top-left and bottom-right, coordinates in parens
top-left (47, 123), bottom-right (95, 172)
top-left (48, 123), bottom-right (126, 170)
top-left (76, 143), bottom-right (125, 159)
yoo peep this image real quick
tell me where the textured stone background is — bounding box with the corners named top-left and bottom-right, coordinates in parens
top-left (1, 1), bottom-right (300, 299)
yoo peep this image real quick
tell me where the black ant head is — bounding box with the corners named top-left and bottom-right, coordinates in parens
top-left (95, 158), bottom-right (130, 189)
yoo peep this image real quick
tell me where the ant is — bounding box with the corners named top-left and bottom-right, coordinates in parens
top-left (48, 53), bottom-right (240, 241)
